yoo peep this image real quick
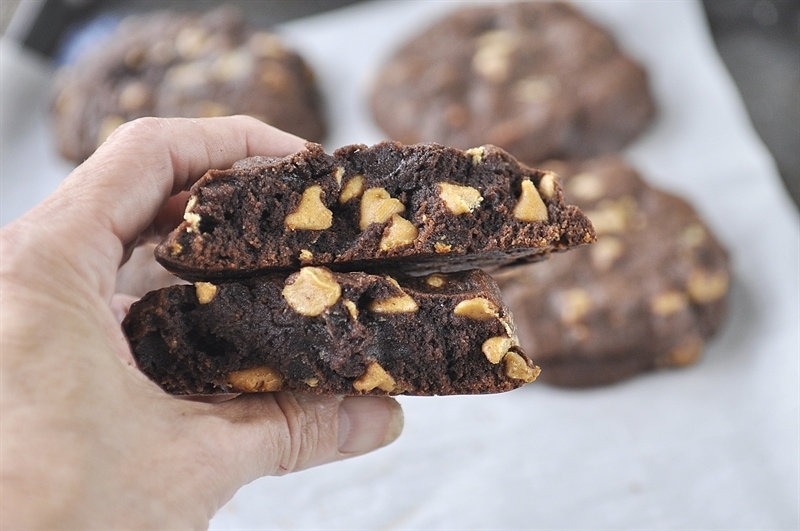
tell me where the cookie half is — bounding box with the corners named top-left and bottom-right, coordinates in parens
top-left (122, 267), bottom-right (539, 395)
top-left (154, 141), bottom-right (596, 280)
top-left (52, 7), bottom-right (326, 163)
top-left (369, 1), bottom-right (655, 164)
top-left (494, 157), bottom-right (730, 387)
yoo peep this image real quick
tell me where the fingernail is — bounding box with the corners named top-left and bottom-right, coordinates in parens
top-left (338, 397), bottom-right (404, 455)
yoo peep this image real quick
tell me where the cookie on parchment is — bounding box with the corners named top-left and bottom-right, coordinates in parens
top-left (123, 267), bottom-right (539, 396)
top-left (494, 156), bottom-right (730, 387)
top-left (369, 1), bottom-right (655, 164)
top-left (52, 7), bottom-right (326, 163)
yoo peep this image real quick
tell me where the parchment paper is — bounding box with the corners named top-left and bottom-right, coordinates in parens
top-left (1, 1), bottom-right (797, 529)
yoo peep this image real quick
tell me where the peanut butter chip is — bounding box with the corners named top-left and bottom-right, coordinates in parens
top-left (650, 291), bottom-right (689, 316)
top-left (434, 242), bottom-right (452, 254)
top-left (183, 195), bottom-right (201, 233)
top-left (680, 223), bottom-right (707, 248)
top-left (513, 179), bottom-right (549, 222)
top-left (285, 185), bottom-right (333, 231)
top-left (339, 175), bottom-right (365, 203)
top-left (538, 171), bottom-right (557, 200)
top-left (454, 297), bottom-right (499, 321)
top-left (568, 172), bottom-right (605, 201)
top-left (353, 361), bottom-right (397, 393)
top-left (184, 212), bottom-right (202, 233)
top-left (212, 50), bottom-right (253, 82)
top-left (465, 146), bottom-right (485, 165)
top-left (556, 288), bottom-right (592, 324)
top-left (282, 267), bottom-right (341, 316)
top-left (118, 82), bottom-right (150, 112)
top-left (426, 274), bottom-right (447, 288)
top-left (473, 30), bottom-right (516, 83)
top-left (227, 366), bottom-right (283, 392)
top-left (439, 182), bottom-right (484, 215)
top-left (687, 269), bottom-right (729, 304)
top-left (165, 62), bottom-right (207, 89)
top-left (343, 299), bottom-right (359, 320)
top-left (585, 197), bottom-right (637, 235)
top-left (379, 214), bottom-right (418, 251)
top-left (503, 352), bottom-right (540, 382)
top-left (368, 278), bottom-right (418, 314)
top-left (482, 336), bottom-right (512, 364)
top-left (194, 282), bottom-right (218, 304)
top-left (333, 166), bottom-right (345, 186)
top-left (175, 26), bottom-right (209, 59)
top-left (360, 188), bottom-right (405, 230)
top-left (668, 336), bottom-right (704, 367)
top-left (369, 293), bottom-right (418, 314)
top-left (184, 193), bottom-right (198, 215)
top-left (513, 76), bottom-right (557, 103)
top-left (590, 236), bottom-right (624, 271)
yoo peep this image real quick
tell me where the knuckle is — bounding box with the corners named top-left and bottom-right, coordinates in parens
top-left (105, 116), bottom-right (165, 146)
top-left (273, 393), bottom-right (327, 475)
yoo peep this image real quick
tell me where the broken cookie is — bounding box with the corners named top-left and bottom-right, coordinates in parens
top-left (122, 268), bottom-right (539, 395)
top-left (155, 141), bottom-right (596, 280)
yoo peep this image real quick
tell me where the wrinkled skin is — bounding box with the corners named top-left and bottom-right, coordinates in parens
top-left (0, 116), bottom-right (403, 530)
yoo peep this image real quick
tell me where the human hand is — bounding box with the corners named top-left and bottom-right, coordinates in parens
top-left (0, 116), bottom-right (403, 530)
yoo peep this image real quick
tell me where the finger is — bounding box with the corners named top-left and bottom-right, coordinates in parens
top-left (204, 393), bottom-right (403, 490)
top-left (26, 116), bottom-right (306, 299)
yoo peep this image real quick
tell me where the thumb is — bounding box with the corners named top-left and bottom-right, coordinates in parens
top-left (202, 393), bottom-right (402, 498)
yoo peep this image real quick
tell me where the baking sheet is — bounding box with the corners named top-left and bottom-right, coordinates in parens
top-left (1, 0), bottom-right (798, 529)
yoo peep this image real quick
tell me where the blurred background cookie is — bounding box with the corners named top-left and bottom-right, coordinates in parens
top-left (494, 156), bottom-right (730, 387)
top-left (369, 1), bottom-right (655, 165)
top-left (51, 6), bottom-right (327, 163)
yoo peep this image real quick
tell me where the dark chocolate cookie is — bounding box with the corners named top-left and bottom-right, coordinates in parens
top-left (154, 141), bottom-right (595, 280)
top-left (494, 156), bottom-right (730, 387)
top-left (123, 267), bottom-right (539, 395)
top-left (369, 1), bottom-right (655, 164)
top-left (52, 7), bottom-right (326, 163)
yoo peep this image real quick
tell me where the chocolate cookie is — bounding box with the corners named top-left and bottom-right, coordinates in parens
top-left (369, 1), bottom-right (655, 164)
top-left (154, 141), bottom-right (595, 280)
top-left (52, 7), bottom-right (326, 163)
top-left (494, 156), bottom-right (730, 387)
top-left (122, 267), bottom-right (539, 395)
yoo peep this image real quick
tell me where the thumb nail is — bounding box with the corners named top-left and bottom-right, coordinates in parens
top-left (338, 396), bottom-right (404, 455)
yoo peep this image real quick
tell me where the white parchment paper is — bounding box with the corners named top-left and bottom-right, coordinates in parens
top-left (1, 1), bottom-right (797, 529)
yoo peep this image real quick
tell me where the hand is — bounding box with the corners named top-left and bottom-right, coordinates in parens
top-left (0, 117), bottom-right (403, 530)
